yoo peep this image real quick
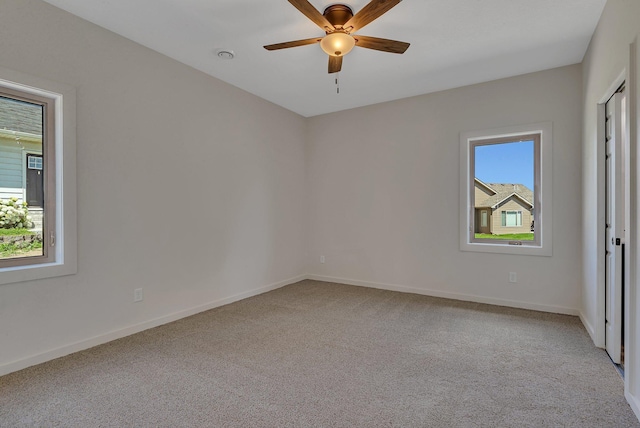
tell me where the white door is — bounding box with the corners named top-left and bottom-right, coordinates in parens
top-left (605, 90), bottom-right (625, 364)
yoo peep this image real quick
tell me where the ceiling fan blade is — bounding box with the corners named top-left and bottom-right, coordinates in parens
top-left (354, 35), bottom-right (409, 54)
top-left (288, 0), bottom-right (335, 32)
top-left (264, 37), bottom-right (322, 51)
top-left (343, 0), bottom-right (402, 33)
top-left (328, 56), bottom-right (343, 73)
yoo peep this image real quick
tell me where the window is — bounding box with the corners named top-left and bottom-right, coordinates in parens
top-left (28, 155), bottom-right (43, 170)
top-left (502, 211), bottom-right (522, 227)
top-left (0, 66), bottom-right (76, 284)
top-left (459, 122), bottom-right (552, 256)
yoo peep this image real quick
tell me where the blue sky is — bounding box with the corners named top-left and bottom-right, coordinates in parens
top-left (475, 140), bottom-right (534, 190)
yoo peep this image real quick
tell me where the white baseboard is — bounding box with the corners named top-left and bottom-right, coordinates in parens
top-left (0, 274), bottom-right (306, 377)
top-left (579, 311), bottom-right (598, 345)
top-left (626, 391), bottom-right (640, 423)
top-left (307, 274), bottom-right (580, 316)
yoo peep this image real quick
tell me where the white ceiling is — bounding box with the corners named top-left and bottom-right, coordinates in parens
top-left (42, 0), bottom-right (606, 117)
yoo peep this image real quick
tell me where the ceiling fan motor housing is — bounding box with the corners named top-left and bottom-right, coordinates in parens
top-left (323, 4), bottom-right (354, 30)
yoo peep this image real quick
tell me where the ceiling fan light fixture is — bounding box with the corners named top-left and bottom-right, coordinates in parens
top-left (320, 32), bottom-right (355, 57)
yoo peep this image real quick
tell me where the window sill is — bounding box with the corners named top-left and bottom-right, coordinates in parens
top-left (0, 259), bottom-right (77, 285)
top-left (460, 240), bottom-right (552, 257)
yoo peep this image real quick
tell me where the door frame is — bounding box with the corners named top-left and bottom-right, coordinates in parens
top-left (25, 152), bottom-right (44, 208)
top-left (604, 89), bottom-right (626, 364)
top-left (22, 150), bottom-right (42, 202)
top-left (596, 70), bottom-right (628, 350)
top-left (625, 35), bottom-right (640, 415)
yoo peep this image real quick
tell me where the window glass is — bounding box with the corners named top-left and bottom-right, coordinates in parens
top-left (0, 90), bottom-right (53, 265)
top-left (474, 139), bottom-right (534, 241)
top-left (28, 155), bottom-right (43, 170)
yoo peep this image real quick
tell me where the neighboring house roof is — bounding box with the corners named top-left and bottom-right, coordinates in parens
top-left (0, 96), bottom-right (42, 135)
top-left (475, 180), bottom-right (534, 209)
top-left (475, 178), bottom-right (497, 195)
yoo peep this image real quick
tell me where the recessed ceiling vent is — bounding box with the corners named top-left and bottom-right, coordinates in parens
top-left (215, 49), bottom-right (235, 60)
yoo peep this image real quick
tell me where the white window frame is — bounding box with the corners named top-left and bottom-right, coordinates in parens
top-left (0, 66), bottom-right (77, 285)
top-left (0, 87), bottom-right (55, 267)
top-left (460, 122), bottom-right (552, 256)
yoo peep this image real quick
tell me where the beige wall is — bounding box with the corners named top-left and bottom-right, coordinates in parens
top-left (0, 0), bottom-right (307, 373)
top-left (307, 64), bottom-right (582, 314)
top-left (474, 185), bottom-right (493, 207)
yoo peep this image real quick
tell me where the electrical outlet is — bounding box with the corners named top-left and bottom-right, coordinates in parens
top-left (320, 255), bottom-right (325, 264)
top-left (509, 272), bottom-right (517, 283)
top-left (134, 288), bottom-right (143, 302)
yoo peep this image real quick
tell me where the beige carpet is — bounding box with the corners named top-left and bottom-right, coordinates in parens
top-left (1, 280), bottom-right (638, 427)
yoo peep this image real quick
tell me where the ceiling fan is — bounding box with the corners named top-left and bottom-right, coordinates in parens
top-left (264, 0), bottom-right (410, 73)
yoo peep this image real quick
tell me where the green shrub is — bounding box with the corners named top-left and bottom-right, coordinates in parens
top-left (0, 198), bottom-right (33, 229)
